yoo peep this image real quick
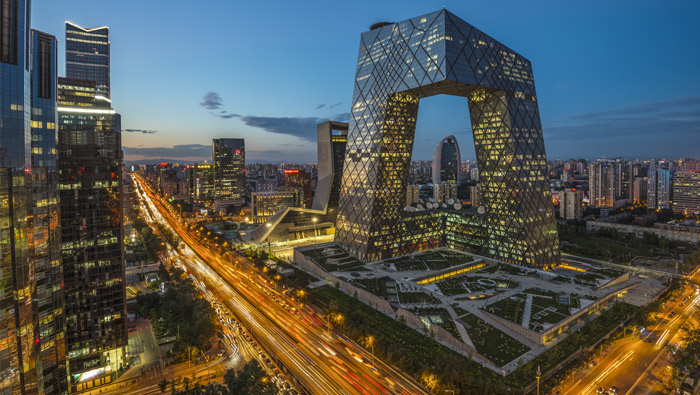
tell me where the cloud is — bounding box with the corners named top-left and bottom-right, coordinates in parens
top-left (328, 102), bottom-right (342, 109)
top-left (123, 128), bottom-right (158, 134)
top-left (123, 144), bottom-right (212, 160)
top-left (200, 91), bottom-right (224, 110)
top-left (332, 112), bottom-right (351, 123)
top-left (315, 104), bottom-right (326, 110)
top-left (548, 96), bottom-right (700, 140)
top-left (544, 96), bottom-right (700, 158)
top-left (240, 116), bottom-right (320, 141)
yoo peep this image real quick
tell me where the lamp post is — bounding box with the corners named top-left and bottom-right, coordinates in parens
top-left (312, 217), bottom-right (318, 239)
top-left (536, 365), bottom-right (541, 395)
top-left (266, 223), bottom-right (272, 253)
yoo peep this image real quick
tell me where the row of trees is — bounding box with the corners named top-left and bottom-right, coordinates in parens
top-left (158, 361), bottom-right (276, 395)
top-left (136, 267), bottom-right (216, 356)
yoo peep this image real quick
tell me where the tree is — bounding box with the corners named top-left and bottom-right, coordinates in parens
top-left (158, 378), bottom-right (168, 394)
top-left (223, 361), bottom-right (276, 395)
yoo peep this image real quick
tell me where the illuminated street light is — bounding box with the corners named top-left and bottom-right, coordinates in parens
top-left (312, 217), bottom-right (318, 238)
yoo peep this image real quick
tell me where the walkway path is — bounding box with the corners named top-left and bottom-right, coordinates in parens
top-left (521, 294), bottom-right (533, 329)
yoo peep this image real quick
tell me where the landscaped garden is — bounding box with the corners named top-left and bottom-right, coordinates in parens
top-left (398, 292), bottom-right (441, 305)
top-left (412, 308), bottom-right (460, 338)
top-left (350, 277), bottom-right (394, 299)
top-left (301, 245), bottom-right (365, 272)
top-left (459, 313), bottom-right (531, 367)
top-left (389, 249), bottom-right (474, 272)
top-left (484, 293), bottom-right (527, 324)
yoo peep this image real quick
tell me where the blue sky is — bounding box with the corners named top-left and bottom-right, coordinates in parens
top-left (32, 0), bottom-right (700, 163)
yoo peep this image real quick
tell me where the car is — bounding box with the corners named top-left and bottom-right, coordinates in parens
top-left (597, 388), bottom-right (605, 394)
top-left (609, 385), bottom-right (619, 394)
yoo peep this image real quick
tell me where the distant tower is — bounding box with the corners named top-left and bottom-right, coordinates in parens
top-left (432, 135), bottom-right (461, 185)
top-left (212, 138), bottom-right (246, 201)
top-left (65, 22), bottom-right (110, 98)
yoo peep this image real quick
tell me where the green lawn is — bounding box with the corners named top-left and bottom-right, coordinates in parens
top-left (398, 292), bottom-right (441, 304)
top-left (413, 308), bottom-right (460, 338)
top-left (459, 313), bottom-right (531, 367)
top-left (484, 294), bottom-right (527, 324)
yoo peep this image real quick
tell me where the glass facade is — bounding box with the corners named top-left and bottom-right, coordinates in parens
top-left (212, 138), bottom-right (245, 200)
top-left (432, 135), bottom-right (461, 185)
top-left (185, 163), bottom-right (215, 202)
top-left (65, 22), bottom-right (110, 98)
top-left (30, 30), bottom-right (67, 395)
top-left (0, 0), bottom-right (39, 392)
top-left (335, 10), bottom-right (560, 268)
top-left (57, 77), bottom-right (126, 392)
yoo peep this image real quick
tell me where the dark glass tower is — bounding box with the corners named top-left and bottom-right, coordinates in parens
top-left (432, 135), bottom-right (461, 185)
top-left (30, 30), bottom-right (68, 395)
top-left (213, 138), bottom-right (245, 200)
top-left (335, 10), bottom-right (560, 268)
top-left (57, 77), bottom-right (126, 392)
top-left (0, 1), bottom-right (39, 392)
top-left (65, 22), bottom-right (110, 98)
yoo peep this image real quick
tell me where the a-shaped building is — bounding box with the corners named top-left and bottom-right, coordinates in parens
top-left (244, 121), bottom-right (348, 243)
top-left (334, 10), bottom-right (560, 268)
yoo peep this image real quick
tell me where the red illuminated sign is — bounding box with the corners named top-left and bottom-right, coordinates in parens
top-left (284, 169), bottom-right (300, 174)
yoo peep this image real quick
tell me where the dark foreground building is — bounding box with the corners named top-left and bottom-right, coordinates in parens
top-left (57, 77), bottom-right (126, 392)
top-left (335, 10), bottom-right (560, 268)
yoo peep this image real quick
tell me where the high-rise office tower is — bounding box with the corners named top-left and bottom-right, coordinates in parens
top-left (335, 10), bottom-right (560, 267)
top-left (65, 22), bottom-right (110, 98)
top-left (559, 188), bottom-right (583, 221)
top-left (57, 77), bottom-right (126, 392)
top-left (185, 163), bottom-right (216, 202)
top-left (212, 138), bottom-right (245, 201)
top-left (30, 30), bottom-right (68, 395)
top-left (0, 1), bottom-right (39, 392)
top-left (432, 135), bottom-right (461, 185)
top-left (406, 185), bottom-right (420, 206)
top-left (470, 167), bottom-right (479, 182)
top-left (672, 171), bottom-right (700, 215)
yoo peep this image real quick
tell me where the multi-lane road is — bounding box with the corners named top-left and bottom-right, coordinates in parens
top-left (563, 280), bottom-right (700, 394)
top-left (132, 174), bottom-right (428, 395)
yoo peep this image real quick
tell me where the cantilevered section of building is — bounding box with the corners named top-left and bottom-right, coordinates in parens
top-left (334, 10), bottom-right (560, 268)
top-left (243, 121), bottom-right (348, 243)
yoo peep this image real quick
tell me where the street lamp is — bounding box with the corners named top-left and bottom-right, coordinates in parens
top-left (312, 217), bottom-right (318, 239)
top-left (266, 223), bottom-right (272, 253)
top-left (366, 335), bottom-right (375, 368)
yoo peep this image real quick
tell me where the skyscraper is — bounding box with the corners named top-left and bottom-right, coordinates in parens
top-left (432, 135), bottom-right (461, 185)
top-left (335, 10), bottom-right (560, 268)
top-left (1, 1), bottom-right (39, 392)
top-left (57, 77), bottom-right (126, 392)
top-left (212, 138), bottom-right (245, 201)
top-left (65, 22), bottom-right (110, 98)
top-left (30, 29), bottom-right (68, 395)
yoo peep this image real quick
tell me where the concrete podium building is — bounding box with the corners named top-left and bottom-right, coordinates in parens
top-left (334, 10), bottom-right (560, 268)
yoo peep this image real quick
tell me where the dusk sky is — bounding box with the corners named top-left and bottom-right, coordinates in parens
top-left (32, 0), bottom-right (700, 164)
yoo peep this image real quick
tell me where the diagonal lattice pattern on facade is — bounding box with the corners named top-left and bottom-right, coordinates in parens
top-left (335, 10), bottom-right (560, 268)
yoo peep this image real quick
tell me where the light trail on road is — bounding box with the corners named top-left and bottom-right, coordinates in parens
top-left (132, 174), bottom-right (428, 395)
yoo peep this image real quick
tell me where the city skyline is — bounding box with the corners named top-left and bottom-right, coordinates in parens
top-left (30, 0), bottom-right (700, 163)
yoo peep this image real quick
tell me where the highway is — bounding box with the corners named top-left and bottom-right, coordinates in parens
top-left (563, 280), bottom-right (700, 395)
top-left (132, 174), bottom-right (428, 395)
